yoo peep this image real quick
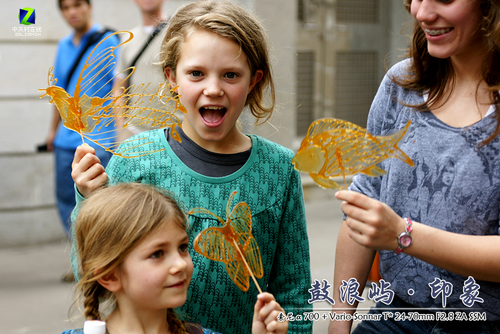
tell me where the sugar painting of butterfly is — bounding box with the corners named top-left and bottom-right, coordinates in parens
top-left (39, 31), bottom-right (186, 158)
top-left (292, 118), bottom-right (414, 189)
top-left (189, 191), bottom-right (264, 293)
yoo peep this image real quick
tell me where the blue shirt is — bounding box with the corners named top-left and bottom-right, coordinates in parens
top-left (53, 23), bottom-right (119, 150)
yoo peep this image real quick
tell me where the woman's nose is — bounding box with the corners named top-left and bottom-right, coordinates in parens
top-left (413, 0), bottom-right (438, 23)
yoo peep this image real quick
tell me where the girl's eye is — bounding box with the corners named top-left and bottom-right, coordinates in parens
top-left (225, 72), bottom-right (237, 79)
top-left (150, 250), bottom-right (164, 259)
top-left (190, 71), bottom-right (202, 77)
top-left (179, 244), bottom-right (189, 253)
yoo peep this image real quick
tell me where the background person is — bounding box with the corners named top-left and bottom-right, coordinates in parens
top-left (113, 0), bottom-right (170, 141)
top-left (45, 0), bottom-right (119, 282)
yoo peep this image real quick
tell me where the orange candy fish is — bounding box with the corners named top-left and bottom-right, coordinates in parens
top-left (292, 118), bottom-right (414, 189)
top-left (189, 191), bottom-right (263, 292)
top-left (39, 31), bottom-right (186, 158)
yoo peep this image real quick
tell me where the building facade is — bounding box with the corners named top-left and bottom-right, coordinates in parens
top-left (295, 0), bottom-right (410, 137)
top-left (0, 0), bottom-right (409, 247)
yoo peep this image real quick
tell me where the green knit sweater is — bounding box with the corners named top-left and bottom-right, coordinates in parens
top-left (77, 129), bottom-right (312, 333)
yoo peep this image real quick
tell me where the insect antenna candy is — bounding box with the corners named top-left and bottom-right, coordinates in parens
top-left (39, 31), bottom-right (186, 158)
top-left (189, 191), bottom-right (263, 293)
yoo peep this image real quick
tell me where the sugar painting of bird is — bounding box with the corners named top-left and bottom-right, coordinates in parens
top-left (292, 118), bottom-right (414, 189)
top-left (39, 31), bottom-right (186, 158)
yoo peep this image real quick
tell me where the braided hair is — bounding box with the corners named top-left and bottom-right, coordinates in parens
top-left (73, 183), bottom-right (189, 333)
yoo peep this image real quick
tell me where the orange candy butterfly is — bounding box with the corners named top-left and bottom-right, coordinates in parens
top-left (189, 191), bottom-right (263, 292)
top-left (39, 31), bottom-right (186, 158)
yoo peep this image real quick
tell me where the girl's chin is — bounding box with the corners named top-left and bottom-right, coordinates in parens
top-left (165, 297), bottom-right (187, 309)
top-left (426, 47), bottom-right (453, 60)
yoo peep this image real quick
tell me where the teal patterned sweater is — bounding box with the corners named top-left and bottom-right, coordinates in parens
top-left (77, 129), bottom-right (313, 333)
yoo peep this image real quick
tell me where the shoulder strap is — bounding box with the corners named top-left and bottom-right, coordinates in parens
top-left (64, 27), bottom-right (115, 90)
top-left (127, 21), bottom-right (168, 70)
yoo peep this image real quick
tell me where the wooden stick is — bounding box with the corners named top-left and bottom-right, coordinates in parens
top-left (233, 239), bottom-right (263, 294)
top-left (336, 148), bottom-right (348, 190)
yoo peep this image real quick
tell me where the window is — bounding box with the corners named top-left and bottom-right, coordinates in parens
top-left (334, 51), bottom-right (378, 127)
top-left (335, 0), bottom-right (379, 24)
top-left (296, 51), bottom-right (315, 136)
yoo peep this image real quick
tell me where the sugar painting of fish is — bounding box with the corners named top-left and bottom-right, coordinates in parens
top-left (292, 118), bottom-right (414, 189)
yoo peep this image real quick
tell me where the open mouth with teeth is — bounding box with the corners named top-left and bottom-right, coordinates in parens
top-left (424, 28), bottom-right (453, 36)
top-left (200, 106), bottom-right (227, 125)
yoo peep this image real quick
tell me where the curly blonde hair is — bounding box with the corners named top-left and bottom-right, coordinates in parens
top-left (160, 0), bottom-right (275, 124)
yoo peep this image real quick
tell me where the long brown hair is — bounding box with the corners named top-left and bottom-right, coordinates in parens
top-left (74, 183), bottom-right (189, 333)
top-left (160, 0), bottom-right (275, 124)
top-left (395, 0), bottom-right (500, 146)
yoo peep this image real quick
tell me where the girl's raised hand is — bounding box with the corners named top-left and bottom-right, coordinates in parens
top-left (71, 144), bottom-right (108, 198)
top-left (252, 293), bottom-right (288, 334)
top-left (335, 190), bottom-right (407, 252)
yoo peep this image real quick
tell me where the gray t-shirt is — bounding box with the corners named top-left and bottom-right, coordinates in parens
top-left (351, 59), bottom-right (500, 320)
top-left (166, 126), bottom-right (251, 177)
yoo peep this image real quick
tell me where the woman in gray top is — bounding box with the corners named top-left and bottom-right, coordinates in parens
top-left (329, 1), bottom-right (500, 333)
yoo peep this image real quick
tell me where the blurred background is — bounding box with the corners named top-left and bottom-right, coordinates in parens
top-left (0, 0), bottom-right (410, 332)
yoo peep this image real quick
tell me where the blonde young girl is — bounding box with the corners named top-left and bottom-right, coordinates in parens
top-left (62, 183), bottom-right (288, 334)
top-left (71, 1), bottom-right (312, 333)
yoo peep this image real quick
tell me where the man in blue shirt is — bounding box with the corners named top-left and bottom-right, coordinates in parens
top-left (45, 0), bottom-right (119, 257)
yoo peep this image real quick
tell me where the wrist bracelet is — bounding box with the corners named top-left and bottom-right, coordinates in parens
top-left (395, 217), bottom-right (413, 254)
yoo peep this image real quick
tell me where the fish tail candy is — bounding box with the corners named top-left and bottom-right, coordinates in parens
top-left (379, 120), bottom-right (414, 167)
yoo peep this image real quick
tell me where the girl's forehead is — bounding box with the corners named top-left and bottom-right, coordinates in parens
top-left (184, 27), bottom-right (231, 45)
top-left (136, 219), bottom-right (187, 246)
top-left (157, 218), bottom-right (187, 235)
top-left (185, 26), bottom-right (245, 51)
top-left (179, 29), bottom-right (246, 63)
